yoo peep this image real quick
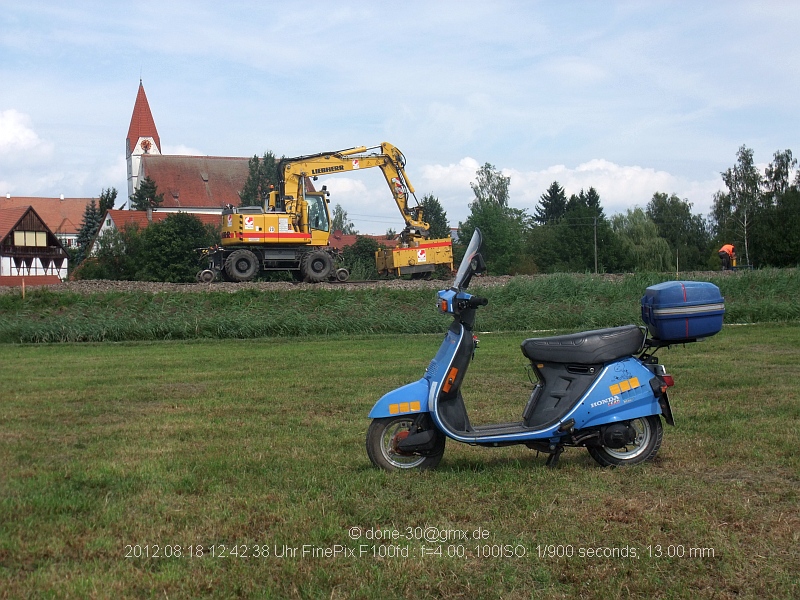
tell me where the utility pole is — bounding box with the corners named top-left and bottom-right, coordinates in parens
top-left (593, 216), bottom-right (598, 274)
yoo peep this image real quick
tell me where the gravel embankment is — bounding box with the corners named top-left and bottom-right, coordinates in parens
top-left (0, 276), bottom-right (517, 295)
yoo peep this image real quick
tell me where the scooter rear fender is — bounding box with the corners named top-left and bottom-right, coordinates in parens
top-left (368, 379), bottom-right (431, 419)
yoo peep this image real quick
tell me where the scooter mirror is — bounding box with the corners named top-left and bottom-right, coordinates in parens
top-left (453, 228), bottom-right (484, 290)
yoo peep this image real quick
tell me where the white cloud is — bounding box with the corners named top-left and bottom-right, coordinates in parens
top-left (0, 109), bottom-right (54, 161)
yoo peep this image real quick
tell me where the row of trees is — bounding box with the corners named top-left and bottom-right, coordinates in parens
top-left (458, 145), bottom-right (800, 275)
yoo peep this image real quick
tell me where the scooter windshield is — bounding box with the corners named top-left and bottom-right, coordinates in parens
top-left (452, 228), bottom-right (483, 290)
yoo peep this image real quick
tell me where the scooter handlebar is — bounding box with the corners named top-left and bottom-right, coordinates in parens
top-left (461, 296), bottom-right (489, 309)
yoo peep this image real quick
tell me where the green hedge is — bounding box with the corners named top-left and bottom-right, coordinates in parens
top-left (1, 269), bottom-right (797, 343)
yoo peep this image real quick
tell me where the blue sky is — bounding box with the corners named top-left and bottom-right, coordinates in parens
top-left (1, 1), bottom-right (798, 234)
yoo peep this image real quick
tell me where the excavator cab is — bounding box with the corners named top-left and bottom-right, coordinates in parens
top-left (306, 193), bottom-right (330, 233)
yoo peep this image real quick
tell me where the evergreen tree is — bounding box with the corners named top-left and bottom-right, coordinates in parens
top-left (419, 194), bottom-right (450, 239)
top-left (239, 151), bottom-right (281, 207)
top-left (534, 181), bottom-right (567, 224)
top-left (74, 199), bottom-right (102, 265)
top-left (646, 192), bottom-right (710, 270)
top-left (130, 176), bottom-right (164, 211)
top-left (557, 188), bottom-right (616, 273)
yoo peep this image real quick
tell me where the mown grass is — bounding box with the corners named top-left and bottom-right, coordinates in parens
top-left (0, 269), bottom-right (798, 343)
top-left (1, 324), bottom-right (798, 598)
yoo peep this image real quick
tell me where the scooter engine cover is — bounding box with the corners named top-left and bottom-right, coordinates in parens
top-left (602, 423), bottom-right (635, 448)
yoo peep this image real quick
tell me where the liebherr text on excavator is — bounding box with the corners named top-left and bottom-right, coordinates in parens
top-left (198, 143), bottom-right (454, 283)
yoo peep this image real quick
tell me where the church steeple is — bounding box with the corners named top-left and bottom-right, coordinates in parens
top-left (126, 80), bottom-right (162, 201)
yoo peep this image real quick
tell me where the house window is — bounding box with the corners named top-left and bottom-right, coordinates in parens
top-left (13, 231), bottom-right (47, 247)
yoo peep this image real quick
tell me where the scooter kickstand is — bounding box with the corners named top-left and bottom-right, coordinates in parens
top-left (545, 446), bottom-right (564, 468)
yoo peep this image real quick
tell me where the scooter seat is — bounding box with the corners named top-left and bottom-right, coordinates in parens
top-left (521, 325), bottom-right (644, 364)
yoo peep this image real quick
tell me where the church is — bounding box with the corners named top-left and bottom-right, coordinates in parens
top-left (126, 81), bottom-right (250, 214)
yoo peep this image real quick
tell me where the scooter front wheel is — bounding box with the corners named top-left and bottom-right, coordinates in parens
top-left (587, 415), bottom-right (663, 467)
top-left (366, 416), bottom-right (446, 471)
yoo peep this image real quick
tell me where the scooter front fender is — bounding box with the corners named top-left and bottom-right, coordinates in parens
top-left (368, 378), bottom-right (431, 419)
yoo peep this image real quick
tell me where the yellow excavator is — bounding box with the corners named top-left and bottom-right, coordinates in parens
top-left (199, 143), bottom-right (453, 282)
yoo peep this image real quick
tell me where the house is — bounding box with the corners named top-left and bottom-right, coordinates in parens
top-left (0, 195), bottom-right (93, 249)
top-left (0, 206), bottom-right (68, 285)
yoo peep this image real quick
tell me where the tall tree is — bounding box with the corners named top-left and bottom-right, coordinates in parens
top-left (534, 181), bottom-right (567, 224)
top-left (459, 163), bottom-right (527, 274)
top-left (763, 149), bottom-right (796, 203)
top-left (754, 149), bottom-right (800, 267)
top-left (611, 208), bottom-right (673, 271)
top-left (74, 199), bottom-right (102, 265)
top-left (558, 188), bottom-right (615, 273)
top-left (330, 203), bottom-right (357, 235)
top-left (98, 187), bottom-right (117, 214)
top-left (470, 162), bottom-right (510, 207)
top-left (647, 192), bottom-right (710, 270)
top-left (419, 194), bottom-right (450, 239)
top-left (130, 176), bottom-right (164, 211)
top-left (714, 145), bottom-right (763, 266)
top-left (239, 151), bottom-right (280, 207)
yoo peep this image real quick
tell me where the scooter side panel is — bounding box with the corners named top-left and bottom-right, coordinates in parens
top-left (573, 358), bottom-right (662, 428)
top-left (368, 379), bottom-right (431, 419)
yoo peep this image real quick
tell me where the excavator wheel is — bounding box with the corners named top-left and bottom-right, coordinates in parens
top-left (196, 269), bottom-right (216, 283)
top-left (335, 268), bottom-right (350, 282)
top-left (224, 249), bottom-right (259, 282)
top-left (301, 251), bottom-right (333, 283)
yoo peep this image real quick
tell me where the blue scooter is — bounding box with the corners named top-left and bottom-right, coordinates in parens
top-left (366, 228), bottom-right (721, 470)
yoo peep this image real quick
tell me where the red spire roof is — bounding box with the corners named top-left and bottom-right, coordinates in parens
top-left (127, 80), bottom-right (161, 154)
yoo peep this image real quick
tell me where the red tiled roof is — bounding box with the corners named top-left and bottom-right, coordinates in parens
top-left (105, 209), bottom-right (222, 230)
top-left (127, 81), bottom-right (161, 154)
top-left (141, 155), bottom-right (251, 208)
top-left (0, 197), bottom-right (92, 236)
top-left (0, 206), bottom-right (29, 243)
top-left (328, 232), bottom-right (399, 251)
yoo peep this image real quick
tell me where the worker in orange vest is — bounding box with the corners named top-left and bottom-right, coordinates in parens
top-left (718, 244), bottom-right (736, 270)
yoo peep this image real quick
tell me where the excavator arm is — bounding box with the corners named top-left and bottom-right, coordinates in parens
top-left (276, 142), bottom-right (430, 241)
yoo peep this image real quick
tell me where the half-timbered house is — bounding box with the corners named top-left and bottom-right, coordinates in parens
top-left (0, 206), bottom-right (68, 285)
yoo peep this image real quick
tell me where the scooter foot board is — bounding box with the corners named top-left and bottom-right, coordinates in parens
top-left (465, 422), bottom-right (529, 436)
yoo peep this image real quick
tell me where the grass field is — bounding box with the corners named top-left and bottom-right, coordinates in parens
top-left (1, 323), bottom-right (798, 598)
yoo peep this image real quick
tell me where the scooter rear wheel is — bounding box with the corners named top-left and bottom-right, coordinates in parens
top-left (366, 416), bottom-right (445, 471)
top-left (587, 415), bottom-right (663, 467)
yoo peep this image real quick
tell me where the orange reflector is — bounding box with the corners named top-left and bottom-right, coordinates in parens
top-left (442, 367), bottom-right (459, 393)
top-left (440, 300), bottom-right (448, 312)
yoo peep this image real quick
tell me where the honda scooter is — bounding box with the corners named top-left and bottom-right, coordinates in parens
top-left (366, 228), bottom-right (724, 470)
